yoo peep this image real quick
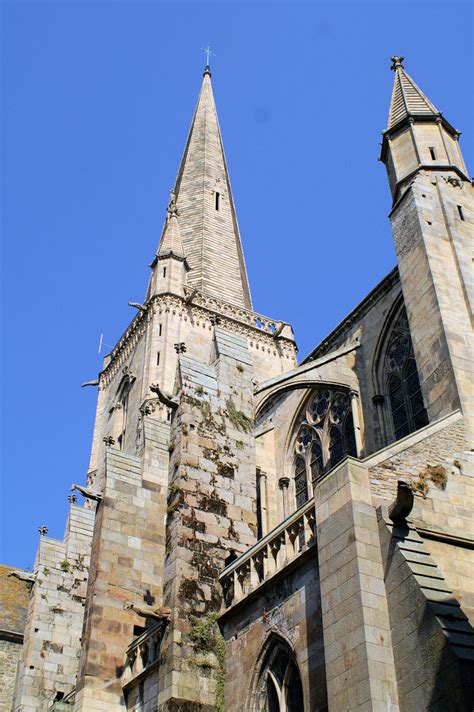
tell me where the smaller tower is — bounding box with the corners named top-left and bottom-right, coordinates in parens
top-left (381, 57), bottom-right (473, 438)
top-left (381, 55), bottom-right (469, 202)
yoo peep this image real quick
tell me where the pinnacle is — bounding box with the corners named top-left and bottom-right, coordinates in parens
top-left (157, 208), bottom-right (185, 258)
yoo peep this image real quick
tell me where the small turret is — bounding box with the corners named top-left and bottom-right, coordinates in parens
top-left (147, 200), bottom-right (189, 299)
top-left (380, 56), bottom-right (469, 202)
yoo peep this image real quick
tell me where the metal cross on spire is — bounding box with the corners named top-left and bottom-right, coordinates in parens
top-left (201, 44), bottom-right (215, 67)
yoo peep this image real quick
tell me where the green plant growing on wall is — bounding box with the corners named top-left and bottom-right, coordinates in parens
top-left (226, 398), bottom-right (253, 433)
top-left (60, 559), bottom-right (71, 573)
top-left (189, 613), bottom-right (226, 712)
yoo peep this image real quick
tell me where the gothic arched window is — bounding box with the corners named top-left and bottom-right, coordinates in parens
top-left (384, 308), bottom-right (428, 439)
top-left (292, 387), bottom-right (358, 505)
top-left (255, 639), bottom-right (304, 712)
top-left (115, 374), bottom-right (134, 451)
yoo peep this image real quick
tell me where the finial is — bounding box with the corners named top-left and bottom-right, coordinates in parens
top-left (38, 526), bottom-right (48, 536)
top-left (201, 44), bottom-right (215, 75)
top-left (390, 56), bottom-right (405, 71)
top-left (68, 494), bottom-right (77, 504)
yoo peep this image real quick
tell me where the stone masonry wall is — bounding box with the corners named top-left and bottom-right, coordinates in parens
top-left (156, 330), bottom-right (258, 710)
top-left (13, 506), bottom-right (95, 711)
top-left (314, 459), bottom-right (399, 711)
top-left (219, 551), bottom-right (327, 712)
top-left (378, 513), bottom-right (474, 711)
top-left (73, 449), bottom-right (166, 711)
top-left (0, 639), bottom-right (22, 712)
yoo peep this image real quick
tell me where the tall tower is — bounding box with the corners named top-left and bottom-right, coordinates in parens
top-left (49, 64), bottom-right (295, 712)
top-left (380, 57), bottom-right (473, 439)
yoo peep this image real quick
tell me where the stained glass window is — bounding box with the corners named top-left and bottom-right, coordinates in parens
top-left (294, 456), bottom-right (308, 508)
top-left (292, 387), bottom-right (358, 508)
top-left (256, 640), bottom-right (304, 712)
top-left (384, 308), bottom-right (428, 439)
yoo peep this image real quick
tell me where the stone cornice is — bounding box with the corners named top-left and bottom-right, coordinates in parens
top-left (99, 291), bottom-right (297, 388)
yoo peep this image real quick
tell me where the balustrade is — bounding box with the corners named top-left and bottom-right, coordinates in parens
top-left (219, 499), bottom-right (316, 608)
top-left (122, 621), bottom-right (165, 687)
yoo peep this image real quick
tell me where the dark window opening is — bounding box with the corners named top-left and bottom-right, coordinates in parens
top-left (457, 205), bottom-right (465, 221)
top-left (159, 323), bottom-right (163, 336)
top-left (163, 267), bottom-right (167, 278)
top-left (294, 456), bottom-right (308, 509)
top-left (156, 352), bottom-right (160, 366)
top-left (429, 146), bottom-right (437, 160)
top-left (215, 192), bottom-right (220, 211)
top-left (256, 471), bottom-right (263, 539)
top-left (310, 439), bottom-right (323, 482)
top-left (256, 641), bottom-right (304, 712)
top-left (384, 307), bottom-right (428, 440)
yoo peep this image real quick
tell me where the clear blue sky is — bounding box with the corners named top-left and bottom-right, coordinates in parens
top-left (1, 1), bottom-right (472, 568)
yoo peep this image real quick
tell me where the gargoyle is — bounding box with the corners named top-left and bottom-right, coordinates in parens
top-left (9, 570), bottom-right (35, 583)
top-left (184, 288), bottom-right (198, 306)
top-left (81, 380), bottom-right (99, 388)
top-left (389, 479), bottom-right (414, 523)
top-left (124, 601), bottom-right (172, 621)
top-left (150, 383), bottom-right (178, 409)
top-left (128, 302), bottom-right (148, 313)
top-left (272, 321), bottom-right (285, 339)
top-left (71, 484), bottom-right (103, 502)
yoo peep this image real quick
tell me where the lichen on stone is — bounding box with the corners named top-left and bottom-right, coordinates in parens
top-left (225, 397), bottom-right (253, 433)
top-left (411, 464), bottom-right (448, 498)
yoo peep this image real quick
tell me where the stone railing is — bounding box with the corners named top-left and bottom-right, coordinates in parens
top-left (121, 621), bottom-right (165, 688)
top-left (219, 499), bottom-right (316, 608)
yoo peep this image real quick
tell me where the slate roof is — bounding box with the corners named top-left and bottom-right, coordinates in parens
top-left (388, 60), bottom-right (439, 129)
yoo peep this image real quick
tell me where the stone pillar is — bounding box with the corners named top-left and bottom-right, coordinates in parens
top-left (278, 477), bottom-right (290, 519)
top-left (314, 458), bottom-right (399, 711)
top-left (349, 389), bottom-right (364, 457)
top-left (257, 470), bottom-right (268, 537)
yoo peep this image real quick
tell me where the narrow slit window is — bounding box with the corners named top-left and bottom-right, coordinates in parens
top-left (163, 267), bottom-right (167, 278)
top-left (215, 192), bottom-right (220, 211)
top-left (457, 205), bottom-right (465, 221)
top-left (156, 352), bottom-right (160, 366)
top-left (429, 146), bottom-right (437, 160)
top-left (159, 324), bottom-right (162, 336)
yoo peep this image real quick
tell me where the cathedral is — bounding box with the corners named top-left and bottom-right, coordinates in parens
top-left (2, 56), bottom-right (473, 712)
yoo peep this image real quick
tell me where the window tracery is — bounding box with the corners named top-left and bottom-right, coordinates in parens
top-left (384, 308), bottom-right (428, 439)
top-left (255, 639), bottom-right (304, 712)
top-left (292, 388), bottom-right (357, 507)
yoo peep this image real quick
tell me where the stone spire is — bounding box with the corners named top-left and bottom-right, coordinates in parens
top-left (168, 67), bottom-right (252, 310)
top-left (387, 56), bottom-right (440, 129)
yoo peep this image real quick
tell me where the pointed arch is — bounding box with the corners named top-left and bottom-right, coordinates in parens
top-left (250, 633), bottom-right (304, 712)
top-left (285, 386), bottom-right (357, 512)
top-left (113, 370), bottom-right (136, 451)
top-left (374, 299), bottom-right (428, 442)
